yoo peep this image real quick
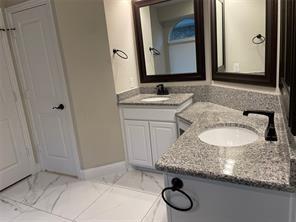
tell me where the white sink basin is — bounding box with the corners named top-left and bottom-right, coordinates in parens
top-left (141, 97), bottom-right (170, 102)
top-left (198, 126), bottom-right (258, 147)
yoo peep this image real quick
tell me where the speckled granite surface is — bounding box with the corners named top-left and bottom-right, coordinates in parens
top-left (119, 93), bottom-right (193, 106)
top-left (209, 86), bottom-right (281, 112)
top-left (156, 102), bottom-right (294, 192)
top-left (139, 85), bottom-right (281, 112)
top-left (117, 88), bottom-right (140, 102)
top-left (279, 97), bottom-right (296, 186)
top-left (140, 85), bottom-right (209, 102)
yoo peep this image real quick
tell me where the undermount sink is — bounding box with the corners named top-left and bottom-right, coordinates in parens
top-left (198, 126), bottom-right (258, 147)
top-left (141, 97), bottom-right (170, 102)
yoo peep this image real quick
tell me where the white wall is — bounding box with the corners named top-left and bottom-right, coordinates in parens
top-left (52, 0), bottom-right (126, 169)
top-left (140, 0), bottom-right (212, 86)
top-left (133, 0), bottom-right (197, 76)
top-left (156, 0), bottom-right (196, 74)
top-left (224, 0), bottom-right (266, 73)
top-left (102, 0), bottom-right (278, 92)
top-left (157, 0), bottom-right (194, 22)
top-left (169, 40), bottom-right (196, 73)
top-left (4, 0), bottom-right (126, 169)
top-left (216, 0), bottom-right (224, 68)
top-left (103, 0), bottom-right (139, 94)
top-left (140, 6), bottom-right (156, 75)
top-left (150, 6), bottom-right (167, 74)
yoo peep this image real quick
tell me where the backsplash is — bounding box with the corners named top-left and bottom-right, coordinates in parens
top-left (208, 86), bottom-right (281, 112)
top-left (119, 85), bottom-right (281, 112)
top-left (140, 85), bottom-right (209, 102)
top-left (117, 88), bottom-right (140, 101)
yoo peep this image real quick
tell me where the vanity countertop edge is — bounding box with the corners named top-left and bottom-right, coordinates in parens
top-left (118, 93), bottom-right (194, 106)
top-left (156, 102), bottom-right (295, 193)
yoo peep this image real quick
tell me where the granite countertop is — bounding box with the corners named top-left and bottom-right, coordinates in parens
top-left (119, 93), bottom-right (193, 106)
top-left (156, 102), bottom-right (294, 192)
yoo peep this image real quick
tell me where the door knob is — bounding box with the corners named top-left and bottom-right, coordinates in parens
top-left (52, 104), bottom-right (64, 110)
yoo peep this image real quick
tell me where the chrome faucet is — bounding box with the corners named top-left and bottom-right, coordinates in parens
top-left (243, 110), bottom-right (278, 142)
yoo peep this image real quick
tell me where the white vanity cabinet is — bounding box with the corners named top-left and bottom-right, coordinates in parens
top-left (164, 174), bottom-right (296, 222)
top-left (120, 99), bottom-right (192, 168)
top-left (150, 121), bottom-right (177, 165)
top-left (124, 120), bottom-right (153, 167)
top-left (177, 117), bottom-right (192, 137)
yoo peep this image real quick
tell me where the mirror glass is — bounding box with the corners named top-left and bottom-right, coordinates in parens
top-left (139, 0), bottom-right (196, 75)
top-left (215, 0), bottom-right (266, 75)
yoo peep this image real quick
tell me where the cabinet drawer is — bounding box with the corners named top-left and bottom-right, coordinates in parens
top-left (122, 107), bottom-right (176, 122)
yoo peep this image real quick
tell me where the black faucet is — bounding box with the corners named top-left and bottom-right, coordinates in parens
top-left (156, 84), bottom-right (169, 95)
top-left (243, 110), bottom-right (277, 142)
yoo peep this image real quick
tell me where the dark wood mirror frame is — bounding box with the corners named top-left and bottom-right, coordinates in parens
top-left (132, 0), bottom-right (206, 83)
top-left (279, 0), bottom-right (296, 135)
top-left (211, 0), bottom-right (278, 87)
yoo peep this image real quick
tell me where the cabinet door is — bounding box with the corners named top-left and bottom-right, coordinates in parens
top-left (150, 122), bottom-right (177, 164)
top-left (124, 120), bottom-right (153, 167)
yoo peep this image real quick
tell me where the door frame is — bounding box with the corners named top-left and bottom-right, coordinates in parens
top-left (0, 10), bottom-right (36, 175)
top-left (5, 0), bottom-right (82, 178)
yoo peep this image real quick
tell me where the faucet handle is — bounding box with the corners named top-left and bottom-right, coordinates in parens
top-left (156, 84), bottom-right (169, 95)
top-left (156, 84), bottom-right (164, 89)
top-left (156, 84), bottom-right (163, 95)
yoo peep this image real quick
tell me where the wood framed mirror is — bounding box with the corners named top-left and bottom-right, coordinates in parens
top-left (133, 0), bottom-right (206, 83)
top-left (211, 0), bottom-right (278, 87)
top-left (279, 0), bottom-right (296, 135)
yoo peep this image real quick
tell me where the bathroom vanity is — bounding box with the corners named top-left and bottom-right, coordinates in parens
top-left (156, 102), bottom-right (296, 222)
top-left (119, 93), bottom-right (193, 169)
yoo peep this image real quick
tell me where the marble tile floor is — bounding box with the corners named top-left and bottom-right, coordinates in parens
top-left (0, 170), bottom-right (167, 222)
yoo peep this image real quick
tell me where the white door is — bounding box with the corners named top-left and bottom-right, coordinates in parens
top-left (150, 121), bottom-right (177, 164)
top-left (124, 120), bottom-right (153, 167)
top-left (0, 11), bottom-right (32, 190)
top-left (7, 3), bottom-right (78, 176)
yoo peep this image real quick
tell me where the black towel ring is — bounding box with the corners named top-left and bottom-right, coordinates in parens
top-left (113, 49), bottom-right (128, 59)
top-left (161, 178), bottom-right (193, 212)
top-left (149, 47), bottom-right (161, 56)
top-left (252, 34), bottom-right (265, 45)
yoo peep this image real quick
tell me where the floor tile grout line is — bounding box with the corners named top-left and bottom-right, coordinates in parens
top-left (91, 172), bottom-right (126, 188)
top-left (111, 183), bottom-right (161, 196)
top-left (0, 173), bottom-right (121, 221)
top-left (1, 171), bottom-right (164, 222)
top-left (90, 171), bottom-right (162, 196)
top-left (0, 182), bottom-right (113, 221)
top-left (72, 185), bottom-right (113, 221)
top-left (0, 195), bottom-right (73, 221)
top-left (5, 206), bottom-right (38, 222)
top-left (140, 193), bottom-right (162, 222)
top-left (71, 176), bottom-right (161, 222)
top-left (0, 180), bottom-right (161, 209)
top-left (109, 170), bottom-right (164, 195)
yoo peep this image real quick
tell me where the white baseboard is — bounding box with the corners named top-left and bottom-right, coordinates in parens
top-left (79, 161), bottom-right (128, 180)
